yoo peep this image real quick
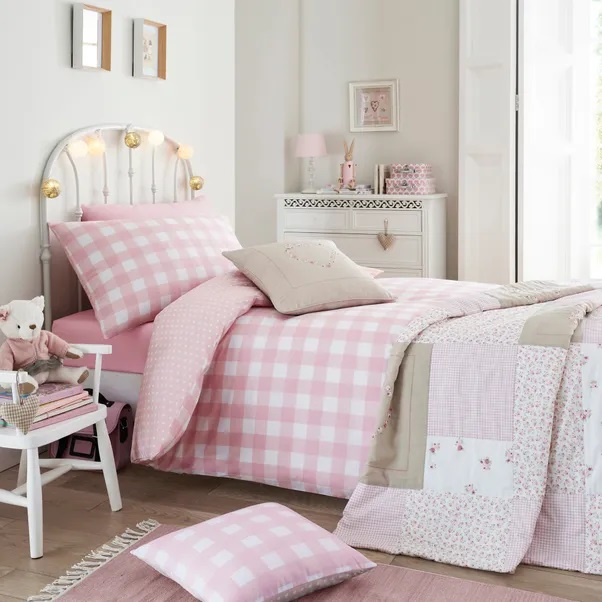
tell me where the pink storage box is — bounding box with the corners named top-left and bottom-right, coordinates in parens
top-left (386, 177), bottom-right (436, 195)
top-left (388, 172), bottom-right (431, 182)
top-left (390, 163), bottom-right (432, 176)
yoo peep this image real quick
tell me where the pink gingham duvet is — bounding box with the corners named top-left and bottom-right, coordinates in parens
top-left (131, 275), bottom-right (602, 575)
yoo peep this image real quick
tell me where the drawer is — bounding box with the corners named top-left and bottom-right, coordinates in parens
top-left (283, 208), bottom-right (348, 232)
top-left (352, 210), bottom-right (422, 234)
top-left (282, 232), bottom-right (422, 268)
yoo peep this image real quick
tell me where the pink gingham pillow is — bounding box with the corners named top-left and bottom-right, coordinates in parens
top-left (131, 503), bottom-right (375, 602)
top-left (50, 216), bottom-right (240, 338)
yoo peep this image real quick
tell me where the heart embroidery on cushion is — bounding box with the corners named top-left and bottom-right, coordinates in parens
top-left (0, 394), bottom-right (39, 434)
top-left (285, 242), bottom-right (337, 268)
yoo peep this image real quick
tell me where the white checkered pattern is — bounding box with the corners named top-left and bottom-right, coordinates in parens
top-left (135, 277), bottom-right (493, 497)
top-left (427, 343), bottom-right (517, 440)
top-left (130, 276), bottom-right (602, 574)
top-left (132, 503), bottom-right (375, 602)
top-left (51, 216), bottom-right (240, 338)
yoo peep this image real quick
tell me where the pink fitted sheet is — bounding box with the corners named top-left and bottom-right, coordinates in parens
top-left (52, 309), bottom-right (152, 374)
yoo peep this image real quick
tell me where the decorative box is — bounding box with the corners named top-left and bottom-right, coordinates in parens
top-left (390, 163), bottom-right (432, 176)
top-left (386, 177), bottom-right (436, 195)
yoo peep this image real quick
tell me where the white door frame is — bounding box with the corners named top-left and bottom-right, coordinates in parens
top-left (516, 0), bottom-right (524, 282)
top-left (458, 0), bottom-right (518, 284)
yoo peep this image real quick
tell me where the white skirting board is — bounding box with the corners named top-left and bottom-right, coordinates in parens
top-left (82, 369), bottom-right (142, 409)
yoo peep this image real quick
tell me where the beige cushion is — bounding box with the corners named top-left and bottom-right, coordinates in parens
top-left (223, 240), bottom-right (394, 315)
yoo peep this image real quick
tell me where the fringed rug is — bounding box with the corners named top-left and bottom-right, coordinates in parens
top-left (28, 519), bottom-right (160, 601)
top-left (29, 521), bottom-right (570, 602)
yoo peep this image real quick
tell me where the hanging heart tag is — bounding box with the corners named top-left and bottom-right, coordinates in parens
top-left (377, 219), bottom-right (396, 251)
top-left (0, 394), bottom-right (39, 434)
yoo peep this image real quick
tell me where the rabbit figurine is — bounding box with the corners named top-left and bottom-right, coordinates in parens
top-left (338, 139), bottom-right (357, 189)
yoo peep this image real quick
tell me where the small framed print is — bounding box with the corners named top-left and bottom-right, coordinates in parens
top-left (72, 3), bottom-right (112, 71)
top-left (133, 19), bottom-right (167, 80)
top-left (349, 80), bottom-right (399, 132)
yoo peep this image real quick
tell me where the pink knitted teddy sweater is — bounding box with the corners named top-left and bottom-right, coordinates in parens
top-left (0, 331), bottom-right (70, 372)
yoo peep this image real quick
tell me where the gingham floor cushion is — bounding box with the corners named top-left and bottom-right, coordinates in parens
top-left (51, 216), bottom-right (240, 338)
top-left (131, 502), bottom-right (375, 602)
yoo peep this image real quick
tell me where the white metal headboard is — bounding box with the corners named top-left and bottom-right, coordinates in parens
top-left (39, 123), bottom-right (204, 328)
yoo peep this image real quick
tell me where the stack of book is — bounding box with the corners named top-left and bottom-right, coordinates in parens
top-left (373, 164), bottom-right (390, 194)
top-left (0, 383), bottom-right (95, 430)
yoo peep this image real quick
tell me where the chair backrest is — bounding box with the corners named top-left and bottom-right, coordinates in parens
top-left (0, 371), bottom-right (23, 405)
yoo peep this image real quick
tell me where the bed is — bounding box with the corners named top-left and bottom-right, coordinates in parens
top-left (41, 124), bottom-right (601, 577)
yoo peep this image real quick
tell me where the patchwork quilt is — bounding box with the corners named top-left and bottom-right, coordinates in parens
top-left (131, 275), bottom-right (602, 574)
top-left (335, 281), bottom-right (602, 573)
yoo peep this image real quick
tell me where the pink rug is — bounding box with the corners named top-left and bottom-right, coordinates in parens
top-left (30, 522), bottom-right (569, 602)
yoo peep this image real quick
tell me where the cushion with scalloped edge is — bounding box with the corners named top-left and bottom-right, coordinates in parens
top-left (223, 240), bottom-right (394, 315)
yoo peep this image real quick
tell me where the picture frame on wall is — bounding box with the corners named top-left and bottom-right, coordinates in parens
top-left (133, 18), bottom-right (167, 79)
top-left (349, 79), bottom-right (399, 132)
top-left (72, 3), bottom-right (112, 71)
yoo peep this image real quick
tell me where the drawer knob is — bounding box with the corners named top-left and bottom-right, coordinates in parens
top-left (377, 218), bottom-right (396, 251)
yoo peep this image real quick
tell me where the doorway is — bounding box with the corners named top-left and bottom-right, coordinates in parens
top-left (519, 0), bottom-right (600, 281)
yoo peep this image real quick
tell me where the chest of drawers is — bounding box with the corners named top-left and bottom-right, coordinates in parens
top-left (276, 194), bottom-right (446, 278)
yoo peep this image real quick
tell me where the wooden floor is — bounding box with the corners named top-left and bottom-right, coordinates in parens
top-left (0, 465), bottom-right (600, 601)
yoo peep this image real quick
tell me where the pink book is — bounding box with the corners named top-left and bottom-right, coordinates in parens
top-left (0, 383), bottom-right (84, 405)
top-left (30, 401), bottom-right (96, 431)
top-left (38, 392), bottom-right (89, 415)
top-left (33, 397), bottom-right (92, 423)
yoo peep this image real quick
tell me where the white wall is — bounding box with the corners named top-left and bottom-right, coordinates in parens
top-left (0, 0), bottom-right (235, 304)
top-left (236, 0), bottom-right (459, 278)
top-left (0, 0), bottom-right (235, 470)
top-left (235, 0), bottom-right (300, 247)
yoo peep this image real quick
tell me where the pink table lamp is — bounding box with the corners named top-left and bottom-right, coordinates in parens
top-left (295, 134), bottom-right (327, 193)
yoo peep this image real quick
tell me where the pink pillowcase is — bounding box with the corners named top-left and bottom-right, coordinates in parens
top-left (50, 216), bottom-right (240, 338)
top-left (131, 502), bottom-right (375, 602)
top-left (82, 198), bottom-right (217, 221)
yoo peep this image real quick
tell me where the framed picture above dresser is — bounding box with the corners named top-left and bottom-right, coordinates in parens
top-left (276, 193), bottom-right (446, 279)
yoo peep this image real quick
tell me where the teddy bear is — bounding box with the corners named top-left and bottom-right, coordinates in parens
top-left (0, 296), bottom-right (89, 395)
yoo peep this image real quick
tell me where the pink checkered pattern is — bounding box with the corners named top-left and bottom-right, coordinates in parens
top-left (581, 316), bottom-right (602, 343)
top-left (133, 276), bottom-right (492, 497)
top-left (523, 494), bottom-right (586, 572)
top-left (51, 216), bottom-right (240, 338)
top-left (427, 343), bottom-right (517, 440)
top-left (131, 274), bottom-right (602, 574)
top-left (507, 497), bottom-right (543, 570)
top-left (335, 483), bottom-right (410, 552)
top-left (131, 502), bottom-right (375, 602)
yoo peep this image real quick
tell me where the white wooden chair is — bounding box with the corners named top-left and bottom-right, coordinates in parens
top-left (0, 344), bottom-right (122, 559)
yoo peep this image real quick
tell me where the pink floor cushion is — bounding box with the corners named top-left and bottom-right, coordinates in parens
top-left (131, 502), bottom-right (375, 602)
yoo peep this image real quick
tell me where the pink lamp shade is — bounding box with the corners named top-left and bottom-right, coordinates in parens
top-left (295, 134), bottom-right (327, 158)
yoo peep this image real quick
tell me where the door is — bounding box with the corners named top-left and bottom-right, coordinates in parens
top-left (459, 0), bottom-right (518, 283)
top-left (518, 0), bottom-right (593, 281)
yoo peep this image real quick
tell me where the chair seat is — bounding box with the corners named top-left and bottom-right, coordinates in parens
top-left (0, 404), bottom-right (106, 450)
top-left (0, 343), bottom-right (121, 559)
